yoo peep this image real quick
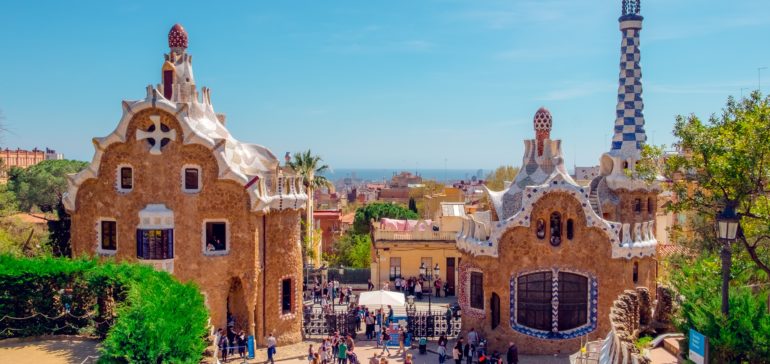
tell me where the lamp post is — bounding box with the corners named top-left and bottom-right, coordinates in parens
top-left (716, 202), bottom-right (740, 316)
top-left (419, 263), bottom-right (441, 315)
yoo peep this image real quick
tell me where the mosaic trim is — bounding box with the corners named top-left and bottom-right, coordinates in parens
top-left (491, 174), bottom-right (622, 245)
top-left (457, 262), bottom-right (485, 319)
top-left (278, 274), bottom-right (298, 321)
top-left (509, 268), bottom-right (598, 340)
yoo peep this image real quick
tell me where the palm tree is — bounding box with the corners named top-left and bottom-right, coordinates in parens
top-left (288, 150), bottom-right (331, 266)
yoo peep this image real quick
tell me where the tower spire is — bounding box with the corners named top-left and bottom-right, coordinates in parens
top-left (609, 0), bottom-right (645, 160)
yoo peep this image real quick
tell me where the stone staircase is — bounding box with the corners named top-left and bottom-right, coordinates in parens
top-left (589, 189), bottom-right (602, 216)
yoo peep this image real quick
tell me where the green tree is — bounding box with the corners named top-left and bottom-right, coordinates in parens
top-left (0, 183), bottom-right (17, 217)
top-left (353, 202), bottom-right (418, 234)
top-left (7, 159), bottom-right (87, 256)
top-left (664, 91), bottom-right (770, 277)
top-left (7, 160), bottom-right (88, 212)
top-left (668, 252), bottom-right (770, 362)
top-left (325, 232), bottom-right (372, 268)
top-left (288, 150), bottom-right (331, 266)
top-left (484, 165), bottom-right (520, 191)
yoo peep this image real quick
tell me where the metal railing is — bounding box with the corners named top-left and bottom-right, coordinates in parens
top-left (373, 229), bottom-right (457, 242)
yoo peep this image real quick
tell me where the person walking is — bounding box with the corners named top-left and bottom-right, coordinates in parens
top-left (452, 342), bottom-right (462, 364)
top-left (395, 327), bottom-right (405, 356)
top-left (367, 279), bottom-right (374, 291)
top-left (466, 328), bottom-right (479, 351)
top-left (237, 330), bottom-right (247, 359)
top-left (266, 332), bottom-right (277, 364)
top-left (463, 342), bottom-right (472, 364)
top-left (217, 328), bottom-right (229, 363)
top-left (438, 342), bottom-right (447, 364)
top-left (337, 340), bottom-right (348, 364)
top-left (506, 342), bottom-right (518, 364)
top-left (379, 330), bottom-right (391, 356)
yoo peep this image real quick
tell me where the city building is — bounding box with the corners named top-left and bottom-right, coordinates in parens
top-left (0, 147), bottom-right (64, 181)
top-left (370, 202), bottom-right (466, 296)
top-left (62, 24), bottom-right (307, 346)
top-left (455, 1), bottom-right (658, 354)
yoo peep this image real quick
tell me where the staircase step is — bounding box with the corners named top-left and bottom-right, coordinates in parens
top-left (662, 337), bottom-right (683, 356)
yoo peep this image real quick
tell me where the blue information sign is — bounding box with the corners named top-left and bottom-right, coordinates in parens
top-left (688, 329), bottom-right (708, 364)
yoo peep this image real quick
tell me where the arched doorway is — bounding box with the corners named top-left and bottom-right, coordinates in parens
top-left (226, 278), bottom-right (248, 333)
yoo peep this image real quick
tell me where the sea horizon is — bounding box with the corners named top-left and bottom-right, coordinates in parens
top-left (322, 168), bottom-right (488, 183)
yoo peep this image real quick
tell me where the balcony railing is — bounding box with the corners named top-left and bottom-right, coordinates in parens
top-left (372, 229), bottom-right (457, 242)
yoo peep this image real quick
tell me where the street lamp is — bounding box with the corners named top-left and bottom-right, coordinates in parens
top-left (716, 202), bottom-right (740, 316)
top-left (418, 263), bottom-right (441, 315)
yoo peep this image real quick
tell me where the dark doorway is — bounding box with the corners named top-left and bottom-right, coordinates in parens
top-left (490, 292), bottom-right (500, 330)
top-left (446, 258), bottom-right (456, 296)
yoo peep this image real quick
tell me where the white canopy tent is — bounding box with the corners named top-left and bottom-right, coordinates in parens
top-left (357, 290), bottom-right (406, 307)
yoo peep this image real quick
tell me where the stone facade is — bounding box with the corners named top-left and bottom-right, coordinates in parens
top-left (455, 1), bottom-right (659, 356)
top-left (65, 24), bottom-right (306, 346)
top-left (458, 192), bottom-right (656, 354)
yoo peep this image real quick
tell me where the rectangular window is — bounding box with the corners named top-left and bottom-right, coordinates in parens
top-left (517, 271), bottom-right (552, 331)
top-left (120, 167), bottom-right (132, 190)
top-left (281, 279), bottom-right (292, 314)
top-left (557, 272), bottom-right (588, 331)
top-left (205, 222), bottom-right (227, 252)
top-left (470, 272), bottom-right (484, 310)
top-left (184, 168), bottom-right (199, 191)
top-left (634, 199), bottom-right (642, 213)
top-left (100, 220), bottom-right (117, 251)
top-left (136, 229), bottom-right (173, 260)
top-left (389, 257), bottom-right (401, 280)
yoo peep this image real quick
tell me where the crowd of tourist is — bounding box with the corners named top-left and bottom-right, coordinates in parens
top-left (385, 276), bottom-right (449, 299)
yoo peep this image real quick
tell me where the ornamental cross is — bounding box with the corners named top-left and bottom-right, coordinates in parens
top-left (136, 115), bottom-right (177, 155)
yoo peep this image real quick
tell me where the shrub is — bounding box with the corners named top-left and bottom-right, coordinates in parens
top-left (0, 255), bottom-right (209, 363)
top-left (670, 253), bottom-right (770, 363)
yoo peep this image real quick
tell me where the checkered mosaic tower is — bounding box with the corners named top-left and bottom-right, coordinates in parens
top-left (610, 0), bottom-right (646, 160)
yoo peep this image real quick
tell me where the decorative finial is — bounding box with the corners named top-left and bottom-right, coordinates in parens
top-left (284, 152), bottom-right (291, 165)
top-left (533, 107), bottom-right (552, 156)
top-left (621, 0), bottom-right (641, 16)
top-left (168, 24), bottom-right (188, 50)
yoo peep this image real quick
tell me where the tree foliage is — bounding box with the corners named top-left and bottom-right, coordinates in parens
top-left (668, 252), bottom-right (770, 362)
top-left (7, 159), bottom-right (87, 212)
top-left (353, 202), bottom-right (419, 234)
top-left (664, 91), bottom-right (770, 276)
top-left (287, 150), bottom-right (331, 190)
top-left (324, 232), bottom-right (371, 269)
top-left (484, 165), bottom-right (520, 191)
top-left (0, 255), bottom-right (209, 363)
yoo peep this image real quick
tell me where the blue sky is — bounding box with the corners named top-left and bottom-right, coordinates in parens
top-left (1, 0), bottom-right (769, 169)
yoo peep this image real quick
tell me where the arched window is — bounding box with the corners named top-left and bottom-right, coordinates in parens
top-left (634, 199), bottom-right (642, 213)
top-left (623, 161), bottom-right (629, 169)
top-left (566, 219), bottom-right (574, 240)
top-left (647, 197), bottom-right (654, 214)
top-left (633, 262), bottom-right (639, 283)
top-left (550, 212), bottom-right (562, 247)
top-left (513, 271), bottom-right (595, 338)
top-left (536, 219), bottom-right (546, 240)
top-left (162, 61), bottom-right (175, 100)
top-left (490, 293), bottom-right (500, 330)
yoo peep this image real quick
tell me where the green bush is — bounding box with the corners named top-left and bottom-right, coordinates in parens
top-left (670, 253), bottom-right (770, 363)
top-left (0, 255), bottom-right (209, 363)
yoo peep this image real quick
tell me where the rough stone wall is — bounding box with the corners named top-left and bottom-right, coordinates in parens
top-left (69, 108), bottom-right (301, 345)
top-left (259, 209), bottom-right (303, 346)
top-left (460, 191), bottom-right (656, 355)
top-left (604, 290), bottom-right (650, 364)
top-left (653, 284), bottom-right (674, 326)
top-left (636, 287), bottom-right (652, 326)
